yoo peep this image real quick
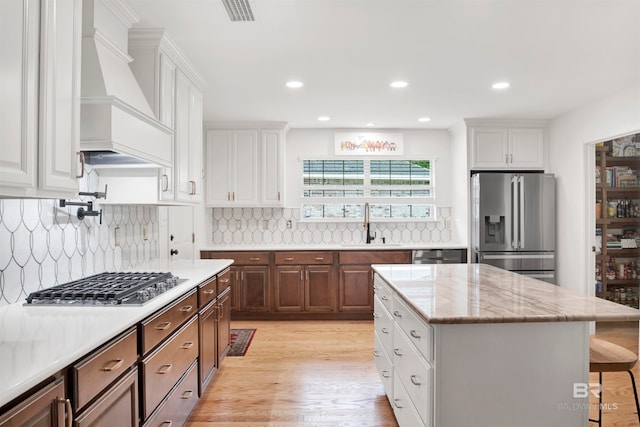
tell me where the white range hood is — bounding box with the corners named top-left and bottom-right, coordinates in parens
top-left (80, 0), bottom-right (172, 167)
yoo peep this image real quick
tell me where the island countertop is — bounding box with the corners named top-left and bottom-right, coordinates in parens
top-left (372, 263), bottom-right (640, 324)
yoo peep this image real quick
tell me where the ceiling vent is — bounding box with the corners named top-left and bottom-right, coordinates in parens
top-left (222, 0), bottom-right (255, 21)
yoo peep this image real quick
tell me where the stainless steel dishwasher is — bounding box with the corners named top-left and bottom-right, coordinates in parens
top-left (412, 249), bottom-right (467, 264)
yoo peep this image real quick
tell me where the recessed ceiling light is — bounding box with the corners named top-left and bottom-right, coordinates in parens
top-left (286, 81), bottom-right (304, 88)
top-left (492, 82), bottom-right (510, 90)
top-left (366, 123), bottom-right (376, 127)
top-left (418, 117), bottom-right (431, 123)
top-left (390, 81), bottom-right (408, 88)
top-left (318, 116), bottom-right (330, 121)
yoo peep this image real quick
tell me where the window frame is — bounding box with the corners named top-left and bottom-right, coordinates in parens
top-left (300, 158), bottom-right (436, 222)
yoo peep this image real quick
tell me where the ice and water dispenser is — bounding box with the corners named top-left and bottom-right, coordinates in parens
top-left (484, 215), bottom-right (505, 244)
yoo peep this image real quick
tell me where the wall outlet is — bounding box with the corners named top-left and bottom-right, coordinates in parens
top-left (114, 226), bottom-right (120, 247)
top-left (261, 219), bottom-right (269, 230)
top-left (235, 219), bottom-right (242, 229)
top-left (444, 218), bottom-right (451, 230)
top-left (142, 223), bottom-right (148, 241)
top-left (286, 219), bottom-right (292, 229)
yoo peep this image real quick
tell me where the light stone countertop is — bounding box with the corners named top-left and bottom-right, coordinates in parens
top-left (372, 263), bottom-right (640, 324)
top-left (0, 259), bottom-right (233, 409)
top-left (199, 242), bottom-right (468, 251)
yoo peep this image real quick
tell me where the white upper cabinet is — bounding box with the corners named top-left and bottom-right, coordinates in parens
top-left (128, 29), bottom-right (206, 205)
top-left (468, 120), bottom-right (547, 170)
top-left (261, 129), bottom-right (284, 206)
top-left (205, 130), bottom-right (259, 206)
top-left (0, 0), bottom-right (82, 198)
top-left (204, 124), bottom-right (286, 207)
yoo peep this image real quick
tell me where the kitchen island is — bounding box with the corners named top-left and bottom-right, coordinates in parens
top-left (0, 259), bottom-right (233, 418)
top-left (372, 263), bottom-right (640, 427)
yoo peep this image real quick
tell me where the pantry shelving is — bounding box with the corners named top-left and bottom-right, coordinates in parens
top-left (595, 134), bottom-right (640, 308)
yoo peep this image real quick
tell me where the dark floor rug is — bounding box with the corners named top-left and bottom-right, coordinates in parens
top-left (228, 328), bottom-right (256, 357)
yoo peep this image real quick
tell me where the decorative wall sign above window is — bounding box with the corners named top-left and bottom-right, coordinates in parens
top-left (335, 132), bottom-right (404, 155)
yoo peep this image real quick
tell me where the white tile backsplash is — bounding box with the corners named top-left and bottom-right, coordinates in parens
top-left (210, 207), bottom-right (452, 246)
top-left (0, 199), bottom-right (159, 306)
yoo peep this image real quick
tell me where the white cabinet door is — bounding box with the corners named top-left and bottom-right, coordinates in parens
top-left (38, 0), bottom-right (82, 195)
top-left (231, 131), bottom-right (259, 206)
top-left (205, 130), bottom-right (258, 206)
top-left (509, 128), bottom-right (544, 169)
top-left (174, 71), bottom-right (202, 204)
top-left (261, 129), bottom-right (283, 206)
top-left (205, 131), bottom-right (233, 205)
top-left (0, 0), bottom-right (39, 193)
top-left (470, 128), bottom-right (508, 169)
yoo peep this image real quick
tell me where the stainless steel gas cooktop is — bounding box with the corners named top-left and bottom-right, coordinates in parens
top-left (25, 272), bottom-right (186, 306)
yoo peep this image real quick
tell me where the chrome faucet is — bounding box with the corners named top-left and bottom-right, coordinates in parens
top-left (364, 202), bottom-right (376, 244)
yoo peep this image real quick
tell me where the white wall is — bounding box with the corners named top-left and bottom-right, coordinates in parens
top-left (448, 121), bottom-right (470, 246)
top-left (548, 86), bottom-right (640, 294)
top-left (284, 128), bottom-right (453, 208)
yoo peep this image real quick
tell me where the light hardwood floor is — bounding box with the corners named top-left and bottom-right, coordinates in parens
top-left (186, 320), bottom-right (640, 427)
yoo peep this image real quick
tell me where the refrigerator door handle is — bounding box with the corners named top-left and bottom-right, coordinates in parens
top-left (519, 176), bottom-right (525, 249)
top-left (511, 176), bottom-right (518, 249)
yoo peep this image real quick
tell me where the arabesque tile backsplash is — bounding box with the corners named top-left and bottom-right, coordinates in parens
top-left (210, 207), bottom-right (452, 246)
top-left (0, 199), bottom-right (159, 306)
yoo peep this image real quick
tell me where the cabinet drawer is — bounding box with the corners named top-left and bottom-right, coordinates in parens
top-left (141, 290), bottom-right (197, 354)
top-left (393, 324), bottom-right (433, 427)
top-left (217, 267), bottom-right (231, 295)
top-left (143, 361), bottom-right (199, 427)
top-left (392, 295), bottom-right (433, 362)
top-left (374, 295), bottom-right (393, 355)
top-left (339, 250), bottom-right (411, 265)
top-left (198, 276), bottom-right (217, 308)
top-left (392, 372), bottom-right (426, 427)
top-left (373, 275), bottom-right (393, 313)
top-left (142, 316), bottom-right (198, 420)
top-left (207, 251), bottom-right (270, 265)
top-left (373, 331), bottom-right (393, 400)
top-left (74, 367), bottom-right (138, 427)
top-left (72, 328), bottom-right (137, 411)
top-left (275, 251), bottom-right (334, 265)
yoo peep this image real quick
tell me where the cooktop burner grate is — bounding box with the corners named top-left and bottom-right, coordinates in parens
top-left (25, 272), bottom-right (184, 306)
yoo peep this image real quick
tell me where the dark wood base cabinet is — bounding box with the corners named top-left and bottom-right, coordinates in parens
top-left (143, 361), bottom-right (199, 427)
top-left (338, 266), bottom-right (374, 312)
top-left (74, 368), bottom-right (138, 427)
top-left (0, 377), bottom-right (67, 427)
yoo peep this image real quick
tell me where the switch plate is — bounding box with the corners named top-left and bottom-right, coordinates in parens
top-left (286, 219), bottom-right (292, 229)
top-left (142, 224), bottom-right (148, 241)
top-left (114, 226), bottom-right (120, 247)
top-left (444, 218), bottom-right (451, 230)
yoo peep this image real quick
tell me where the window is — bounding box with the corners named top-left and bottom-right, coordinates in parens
top-left (302, 159), bottom-right (435, 220)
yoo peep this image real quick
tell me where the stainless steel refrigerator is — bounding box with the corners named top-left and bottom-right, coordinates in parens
top-left (471, 172), bottom-right (556, 283)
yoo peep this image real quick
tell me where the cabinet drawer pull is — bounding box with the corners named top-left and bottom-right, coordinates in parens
top-left (382, 370), bottom-right (390, 378)
top-left (393, 399), bottom-right (404, 409)
top-left (410, 375), bottom-right (421, 386)
top-left (189, 180), bottom-right (196, 195)
top-left (283, 257), bottom-right (295, 261)
top-left (373, 350), bottom-right (381, 357)
top-left (373, 312), bottom-right (381, 319)
top-left (410, 330), bottom-right (421, 339)
top-left (181, 341), bottom-right (194, 349)
top-left (102, 358), bottom-right (124, 372)
top-left (76, 151), bottom-right (85, 179)
top-left (249, 257), bottom-right (261, 262)
top-left (394, 349), bottom-right (403, 356)
top-left (59, 398), bottom-right (73, 427)
top-left (160, 421), bottom-right (172, 427)
top-left (157, 364), bottom-right (173, 374)
top-left (227, 192), bottom-right (230, 201)
top-left (218, 303), bottom-right (224, 319)
top-left (162, 174), bottom-right (169, 192)
top-left (381, 295), bottom-right (390, 301)
top-left (505, 153), bottom-right (509, 164)
top-left (393, 310), bottom-right (403, 318)
top-left (203, 289), bottom-right (215, 295)
top-left (180, 305), bottom-right (194, 312)
top-left (381, 327), bottom-right (390, 334)
top-left (219, 277), bottom-right (230, 284)
top-left (373, 285), bottom-right (380, 290)
top-left (155, 321), bottom-right (172, 331)
top-left (313, 257), bottom-right (325, 261)
top-left (181, 390), bottom-right (194, 399)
